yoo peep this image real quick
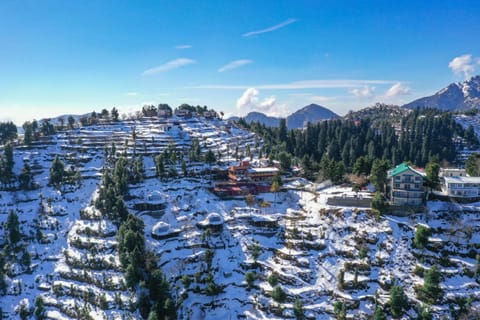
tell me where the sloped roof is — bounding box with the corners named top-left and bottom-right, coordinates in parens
top-left (388, 162), bottom-right (425, 178)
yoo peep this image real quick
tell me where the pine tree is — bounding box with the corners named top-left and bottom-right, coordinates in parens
top-left (389, 285), bottom-right (407, 317)
top-left (49, 155), bottom-right (65, 187)
top-left (19, 162), bottom-right (35, 190)
top-left (422, 265), bottom-right (442, 302)
top-left (372, 306), bottom-right (386, 320)
top-left (34, 295), bottom-right (45, 320)
top-left (245, 272), bottom-right (256, 289)
top-left (7, 210), bottom-right (21, 245)
top-left (204, 150), bottom-right (216, 164)
top-left (293, 298), bottom-right (305, 319)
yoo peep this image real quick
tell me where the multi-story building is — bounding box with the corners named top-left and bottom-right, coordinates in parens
top-left (442, 176), bottom-right (480, 198)
top-left (228, 160), bottom-right (279, 183)
top-left (387, 163), bottom-right (426, 206)
top-left (228, 160), bottom-right (250, 182)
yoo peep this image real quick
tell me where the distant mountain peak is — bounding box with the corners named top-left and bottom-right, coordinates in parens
top-left (286, 104), bottom-right (339, 129)
top-left (403, 75), bottom-right (480, 111)
top-left (233, 104), bottom-right (339, 128)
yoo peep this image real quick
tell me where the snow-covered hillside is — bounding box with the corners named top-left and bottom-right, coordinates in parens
top-left (1, 115), bottom-right (479, 319)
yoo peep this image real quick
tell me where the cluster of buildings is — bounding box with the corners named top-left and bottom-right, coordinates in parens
top-left (214, 160), bottom-right (280, 197)
top-left (387, 162), bottom-right (480, 206)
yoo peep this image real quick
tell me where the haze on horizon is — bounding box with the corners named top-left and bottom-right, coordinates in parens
top-left (1, 1), bottom-right (480, 125)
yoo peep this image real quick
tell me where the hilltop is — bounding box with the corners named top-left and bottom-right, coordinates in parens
top-left (344, 103), bottom-right (411, 123)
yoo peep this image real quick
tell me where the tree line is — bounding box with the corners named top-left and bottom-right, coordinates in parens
top-left (239, 108), bottom-right (478, 181)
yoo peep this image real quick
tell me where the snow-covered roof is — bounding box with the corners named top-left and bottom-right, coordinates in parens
top-left (152, 221), bottom-right (171, 235)
top-left (444, 176), bottom-right (480, 184)
top-left (248, 167), bottom-right (279, 174)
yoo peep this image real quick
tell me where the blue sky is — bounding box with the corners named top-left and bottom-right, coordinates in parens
top-left (1, 0), bottom-right (480, 124)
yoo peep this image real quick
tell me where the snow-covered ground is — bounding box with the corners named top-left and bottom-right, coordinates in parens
top-left (1, 116), bottom-right (479, 319)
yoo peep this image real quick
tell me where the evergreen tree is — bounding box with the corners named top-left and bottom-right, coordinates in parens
top-left (3, 142), bottom-right (14, 177)
top-left (278, 151), bottom-right (291, 171)
top-left (67, 115), bottom-right (75, 129)
top-left (389, 285), bottom-right (407, 317)
top-left (204, 150), bottom-right (216, 164)
top-left (293, 298), bottom-right (305, 319)
top-left (371, 192), bottom-right (387, 213)
top-left (414, 225), bottom-right (431, 249)
top-left (466, 153), bottom-right (480, 176)
top-left (155, 155), bottom-right (166, 179)
top-left (372, 306), bottom-right (386, 320)
top-left (23, 122), bottom-right (33, 145)
top-left (111, 107), bottom-right (119, 121)
top-left (425, 160), bottom-right (440, 190)
top-left (245, 272), bottom-right (256, 289)
top-left (19, 162), bottom-right (35, 190)
top-left (49, 155), bottom-right (65, 187)
top-left (333, 300), bottom-right (346, 320)
top-left (0, 121), bottom-right (18, 144)
top-left (178, 160), bottom-right (186, 178)
top-left (271, 285), bottom-right (286, 303)
top-left (422, 265), bottom-right (442, 302)
top-left (7, 210), bottom-right (21, 245)
top-left (370, 159), bottom-right (389, 192)
top-left (34, 295), bottom-right (45, 320)
top-left (149, 269), bottom-right (170, 304)
top-left (417, 307), bottom-right (432, 320)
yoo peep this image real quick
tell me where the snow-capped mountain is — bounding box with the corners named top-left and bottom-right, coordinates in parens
top-left (403, 75), bottom-right (480, 110)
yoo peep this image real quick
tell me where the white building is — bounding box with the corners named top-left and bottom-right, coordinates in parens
top-left (440, 168), bottom-right (467, 178)
top-left (442, 176), bottom-right (480, 198)
top-left (387, 163), bottom-right (426, 206)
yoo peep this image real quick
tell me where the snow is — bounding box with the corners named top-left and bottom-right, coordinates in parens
top-left (1, 116), bottom-right (480, 319)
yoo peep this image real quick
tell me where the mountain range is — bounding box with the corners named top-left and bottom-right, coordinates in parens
top-left (234, 76), bottom-right (480, 128)
top-left (233, 104), bottom-right (339, 129)
top-left (403, 75), bottom-right (480, 110)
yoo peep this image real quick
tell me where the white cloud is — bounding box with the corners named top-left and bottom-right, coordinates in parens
top-left (175, 44), bottom-right (192, 49)
top-left (236, 88), bottom-right (259, 109)
top-left (218, 59), bottom-right (253, 72)
top-left (448, 54), bottom-right (478, 79)
top-left (349, 85), bottom-right (375, 98)
top-left (142, 58), bottom-right (196, 75)
top-left (236, 88), bottom-right (288, 117)
top-left (242, 18), bottom-right (296, 37)
top-left (193, 79), bottom-right (398, 90)
top-left (384, 82), bottom-right (411, 98)
top-left (259, 96), bottom-right (276, 109)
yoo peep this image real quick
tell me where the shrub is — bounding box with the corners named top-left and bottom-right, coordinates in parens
top-left (268, 273), bottom-right (278, 287)
top-left (414, 225), bottom-right (431, 249)
top-left (245, 272), bottom-right (256, 289)
top-left (271, 285), bottom-right (287, 303)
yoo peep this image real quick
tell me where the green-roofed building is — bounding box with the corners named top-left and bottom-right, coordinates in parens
top-left (387, 162), bottom-right (426, 206)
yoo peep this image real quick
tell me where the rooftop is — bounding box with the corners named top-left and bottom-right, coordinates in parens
top-left (444, 176), bottom-right (480, 184)
top-left (388, 162), bottom-right (425, 178)
top-left (248, 167), bottom-right (279, 174)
